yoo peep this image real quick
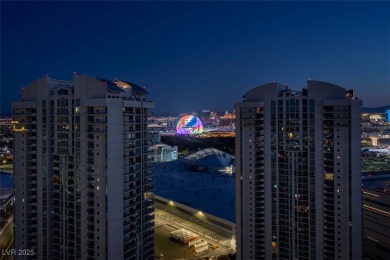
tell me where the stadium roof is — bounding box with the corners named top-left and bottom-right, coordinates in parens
top-left (185, 148), bottom-right (224, 161)
top-left (182, 148), bottom-right (235, 169)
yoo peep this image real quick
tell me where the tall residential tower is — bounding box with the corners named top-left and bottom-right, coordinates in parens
top-left (13, 74), bottom-right (155, 260)
top-left (235, 80), bottom-right (362, 260)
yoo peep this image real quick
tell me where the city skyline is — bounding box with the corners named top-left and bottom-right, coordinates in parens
top-left (2, 1), bottom-right (390, 115)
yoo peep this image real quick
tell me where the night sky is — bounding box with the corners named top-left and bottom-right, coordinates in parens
top-left (1, 1), bottom-right (389, 115)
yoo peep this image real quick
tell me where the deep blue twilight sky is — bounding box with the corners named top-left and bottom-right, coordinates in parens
top-left (1, 1), bottom-right (389, 115)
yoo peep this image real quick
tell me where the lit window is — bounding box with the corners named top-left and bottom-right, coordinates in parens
top-left (324, 173), bottom-right (334, 180)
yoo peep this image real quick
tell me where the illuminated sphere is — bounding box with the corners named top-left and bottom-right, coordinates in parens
top-left (176, 115), bottom-right (204, 135)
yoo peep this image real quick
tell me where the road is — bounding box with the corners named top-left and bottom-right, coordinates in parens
top-left (0, 212), bottom-right (14, 260)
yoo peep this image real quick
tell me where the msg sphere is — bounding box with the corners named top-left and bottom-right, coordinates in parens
top-left (176, 115), bottom-right (204, 135)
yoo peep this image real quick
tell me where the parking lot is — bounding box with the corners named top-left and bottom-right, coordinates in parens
top-left (154, 210), bottom-right (235, 260)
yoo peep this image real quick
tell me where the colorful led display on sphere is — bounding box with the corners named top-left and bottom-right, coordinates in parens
top-left (176, 115), bottom-right (204, 135)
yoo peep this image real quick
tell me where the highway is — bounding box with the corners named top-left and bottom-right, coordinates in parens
top-left (0, 211), bottom-right (13, 260)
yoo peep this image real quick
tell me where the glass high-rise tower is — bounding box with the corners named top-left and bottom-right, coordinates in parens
top-left (13, 74), bottom-right (155, 260)
top-left (235, 80), bottom-right (362, 260)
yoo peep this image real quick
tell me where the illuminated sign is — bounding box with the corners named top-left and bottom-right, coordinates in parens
top-left (12, 121), bottom-right (28, 132)
top-left (176, 115), bottom-right (204, 135)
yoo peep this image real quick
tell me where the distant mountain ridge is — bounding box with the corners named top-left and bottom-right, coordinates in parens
top-left (361, 105), bottom-right (390, 113)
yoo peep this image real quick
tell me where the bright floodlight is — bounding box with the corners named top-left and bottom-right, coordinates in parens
top-left (176, 115), bottom-right (204, 135)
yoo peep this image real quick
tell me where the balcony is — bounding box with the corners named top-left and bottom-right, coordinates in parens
top-left (124, 204), bottom-right (136, 213)
top-left (143, 229), bottom-right (154, 239)
top-left (124, 223), bottom-right (136, 234)
top-left (124, 241), bottom-right (137, 254)
top-left (143, 184), bottom-right (153, 191)
top-left (123, 152), bottom-right (136, 159)
top-left (124, 128), bottom-right (135, 133)
top-left (124, 144), bottom-right (136, 149)
top-left (124, 216), bottom-right (136, 226)
top-left (143, 244), bottom-right (154, 258)
top-left (87, 241), bottom-right (94, 248)
top-left (123, 191), bottom-right (136, 201)
top-left (85, 127), bottom-right (106, 132)
top-left (144, 221), bottom-right (154, 230)
top-left (143, 207), bottom-right (154, 215)
top-left (87, 224), bottom-right (94, 232)
top-left (144, 200), bottom-right (153, 207)
top-left (144, 170), bottom-right (153, 177)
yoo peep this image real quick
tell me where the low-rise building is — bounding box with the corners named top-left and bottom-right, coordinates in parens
top-left (150, 143), bottom-right (178, 162)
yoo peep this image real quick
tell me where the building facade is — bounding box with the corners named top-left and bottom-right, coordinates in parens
top-left (385, 110), bottom-right (390, 122)
top-left (235, 80), bottom-right (362, 260)
top-left (198, 110), bottom-right (211, 124)
top-left (150, 143), bottom-right (178, 162)
top-left (13, 74), bottom-right (155, 260)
